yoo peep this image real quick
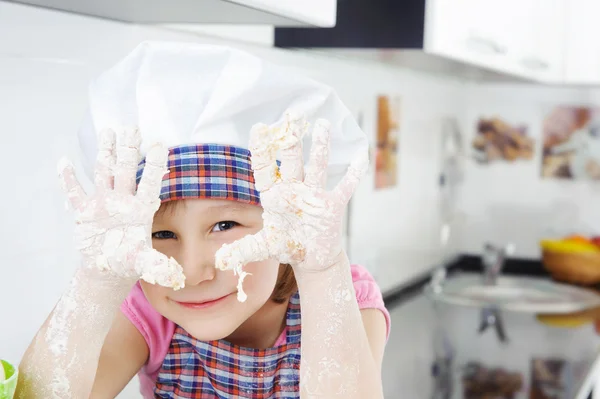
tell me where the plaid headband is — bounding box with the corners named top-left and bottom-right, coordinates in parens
top-left (136, 144), bottom-right (261, 205)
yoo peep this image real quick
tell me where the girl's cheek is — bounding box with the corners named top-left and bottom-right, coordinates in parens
top-left (244, 261), bottom-right (280, 294)
top-left (140, 281), bottom-right (173, 307)
top-left (138, 283), bottom-right (163, 313)
top-left (244, 259), bottom-right (279, 276)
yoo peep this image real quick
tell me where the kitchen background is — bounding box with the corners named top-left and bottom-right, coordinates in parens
top-left (3, 0), bottom-right (600, 398)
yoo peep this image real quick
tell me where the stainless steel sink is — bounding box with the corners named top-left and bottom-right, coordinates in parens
top-left (425, 273), bottom-right (600, 314)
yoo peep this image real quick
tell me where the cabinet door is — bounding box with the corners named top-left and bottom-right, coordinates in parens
top-left (514, 0), bottom-right (566, 82)
top-left (534, 0), bottom-right (566, 82)
top-left (424, 0), bottom-right (532, 78)
top-left (8, 0), bottom-right (336, 26)
top-left (230, 0), bottom-right (337, 27)
top-left (564, 0), bottom-right (600, 84)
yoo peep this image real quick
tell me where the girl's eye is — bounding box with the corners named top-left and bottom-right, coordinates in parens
top-left (211, 221), bottom-right (239, 232)
top-left (152, 231), bottom-right (177, 240)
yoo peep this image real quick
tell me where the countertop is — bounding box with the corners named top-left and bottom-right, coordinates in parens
top-left (357, 249), bottom-right (453, 297)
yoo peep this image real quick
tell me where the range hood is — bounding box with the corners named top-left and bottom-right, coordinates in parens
top-left (276, 1), bottom-right (427, 51)
top-left (274, 0), bottom-right (560, 82)
top-left (6, 0), bottom-right (337, 26)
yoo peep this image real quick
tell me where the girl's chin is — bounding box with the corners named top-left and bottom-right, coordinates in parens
top-left (177, 322), bottom-right (240, 342)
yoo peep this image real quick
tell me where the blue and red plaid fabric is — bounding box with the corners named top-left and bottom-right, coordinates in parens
top-left (154, 292), bottom-right (302, 398)
top-left (136, 144), bottom-right (261, 206)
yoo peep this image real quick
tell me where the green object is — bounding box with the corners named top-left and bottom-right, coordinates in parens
top-left (0, 360), bottom-right (18, 399)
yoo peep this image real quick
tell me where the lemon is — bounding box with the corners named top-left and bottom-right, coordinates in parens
top-left (0, 362), bottom-right (5, 382)
top-left (540, 239), bottom-right (600, 253)
top-left (536, 314), bottom-right (593, 328)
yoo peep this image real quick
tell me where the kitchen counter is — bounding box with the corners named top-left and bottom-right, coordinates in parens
top-left (382, 256), bottom-right (600, 399)
top-left (356, 249), bottom-right (455, 297)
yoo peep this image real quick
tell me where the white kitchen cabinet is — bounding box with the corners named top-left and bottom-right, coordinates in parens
top-left (424, 0), bottom-right (566, 82)
top-left (425, 0), bottom-right (515, 75)
top-left (229, 0), bottom-right (337, 27)
top-left (532, 0), bottom-right (566, 82)
top-left (7, 0), bottom-right (337, 26)
top-left (564, 0), bottom-right (600, 84)
top-left (511, 0), bottom-right (566, 82)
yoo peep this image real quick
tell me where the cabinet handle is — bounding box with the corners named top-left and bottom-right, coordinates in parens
top-left (520, 57), bottom-right (549, 70)
top-left (465, 35), bottom-right (507, 55)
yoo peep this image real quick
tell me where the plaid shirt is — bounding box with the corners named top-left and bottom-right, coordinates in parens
top-left (154, 292), bottom-right (301, 398)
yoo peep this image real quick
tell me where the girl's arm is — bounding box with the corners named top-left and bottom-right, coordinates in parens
top-left (215, 114), bottom-right (385, 398)
top-left (90, 309), bottom-right (149, 398)
top-left (16, 269), bottom-right (138, 398)
top-left (17, 128), bottom-right (183, 398)
top-left (359, 308), bottom-right (388, 374)
top-left (295, 254), bottom-right (386, 399)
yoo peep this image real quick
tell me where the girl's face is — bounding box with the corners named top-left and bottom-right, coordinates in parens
top-left (141, 199), bottom-right (281, 342)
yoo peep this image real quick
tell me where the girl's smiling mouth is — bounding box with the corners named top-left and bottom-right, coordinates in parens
top-left (171, 293), bottom-right (235, 309)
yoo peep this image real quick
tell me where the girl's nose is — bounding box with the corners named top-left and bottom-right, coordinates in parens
top-left (179, 243), bottom-right (216, 286)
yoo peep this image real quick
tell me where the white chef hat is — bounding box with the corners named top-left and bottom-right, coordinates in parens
top-left (78, 40), bottom-right (367, 189)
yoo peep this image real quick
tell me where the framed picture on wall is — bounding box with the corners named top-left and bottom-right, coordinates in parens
top-left (375, 95), bottom-right (400, 189)
top-left (541, 106), bottom-right (600, 180)
top-left (471, 117), bottom-right (533, 163)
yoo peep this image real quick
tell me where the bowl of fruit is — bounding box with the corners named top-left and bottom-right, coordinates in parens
top-left (541, 235), bottom-right (600, 285)
top-left (0, 359), bottom-right (18, 399)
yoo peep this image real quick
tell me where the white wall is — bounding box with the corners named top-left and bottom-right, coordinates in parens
top-left (0, 0), bottom-right (464, 388)
top-left (456, 83), bottom-right (600, 258)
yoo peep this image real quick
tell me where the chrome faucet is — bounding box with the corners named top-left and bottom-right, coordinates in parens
top-left (482, 242), bottom-right (515, 285)
top-left (478, 242), bottom-right (515, 343)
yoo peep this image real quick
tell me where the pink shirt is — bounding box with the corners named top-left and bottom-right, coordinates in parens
top-left (121, 264), bottom-right (391, 398)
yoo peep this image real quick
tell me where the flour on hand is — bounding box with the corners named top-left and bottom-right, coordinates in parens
top-left (215, 112), bottom-right (368, 301)
top-left (58, 127), bottom-right (186, 290)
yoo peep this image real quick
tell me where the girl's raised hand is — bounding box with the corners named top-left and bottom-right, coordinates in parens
top-left (58, 128), bottom-right (185, 289)
top-left (215, 113), bottom-right (368, 300)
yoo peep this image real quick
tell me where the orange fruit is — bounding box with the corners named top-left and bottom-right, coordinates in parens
top-left (565, 235), bottom-right (593, 245)
top-left (595, 319), bottom-right (600, 335)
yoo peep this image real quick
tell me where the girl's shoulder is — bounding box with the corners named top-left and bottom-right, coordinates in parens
top-left (350, 263), bottom-right (383, 303)
top-left (349, 264), bottom-right (391, 339)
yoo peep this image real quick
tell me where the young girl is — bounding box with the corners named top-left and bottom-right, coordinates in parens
top-left (17, 41), bottom-right (390, 399)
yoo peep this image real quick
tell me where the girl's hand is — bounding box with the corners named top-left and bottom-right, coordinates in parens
top-left (215, 113), bottom-right (367, 298)
top-left (58, 128), bottom-right (185, 289)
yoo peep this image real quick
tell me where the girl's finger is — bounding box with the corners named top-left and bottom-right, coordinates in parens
top-left (249, 123), bottom-right (280, 192)
top-left (94, 129), bottom-right (116, 193)
top-left (331, 148), bottom-right (369, 204)
top-left (215, 230), bottom-right (271, 302)
top-left (114, 128), bottom-right (142, 195)
top-left (304, 119), bottom-right (331, 189)
top-left (137, 247), bottom-right (186, 291)
top-left (58, 157), bottom-right (87, 211)
top-left (278, 113), bottom-right (306, 182)
top-left (215, 230), bottom-right (270, 272)
top-left (136, 144), bottom-right (169, 204)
